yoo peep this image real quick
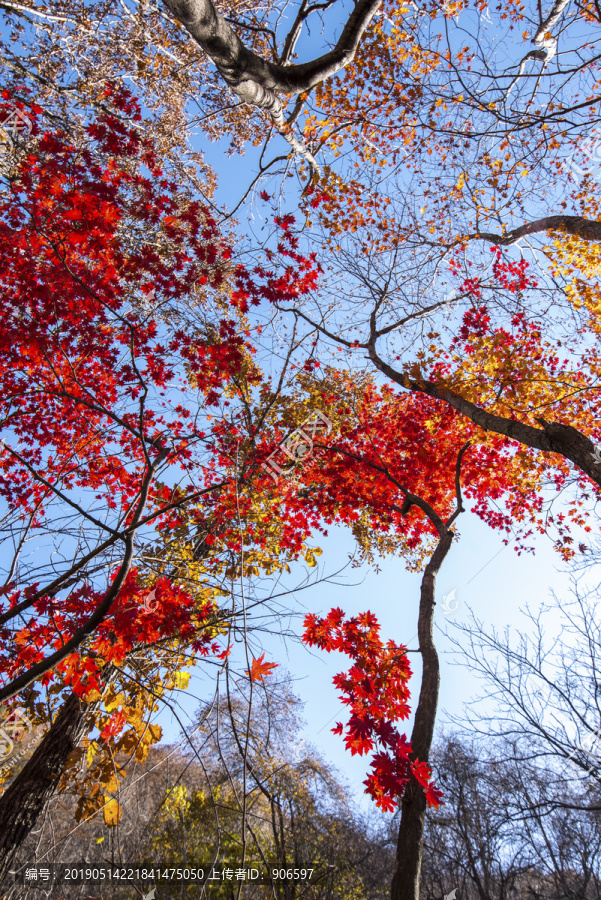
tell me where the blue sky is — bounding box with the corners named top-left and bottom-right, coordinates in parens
top-left (150, 103), bottom-right (585, 814)
top-left (158, 498), bottom-right (576, 814)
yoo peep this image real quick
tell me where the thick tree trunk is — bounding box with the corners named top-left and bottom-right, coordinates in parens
top-left (0, 676), bottom-right (113, 883)
top-left (391, 530), bottom-right (454, 900)
top-left (160, 0), bottom-right (380, 169)
top-left (0, 692), bottom-right (88, 882)
top-left (160, 0), bottom-right (381, 106)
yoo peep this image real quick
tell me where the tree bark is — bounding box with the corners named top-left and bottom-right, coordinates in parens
top-left (160, 0), bottom-right (381, 120)
top-left (160, 0), bottom-right (383, 168)
top-left (0, 669), bottom-right (117, 884)
top-left (474, 214), bottom-right (601, 246)
top-left (391, 530), bottom-right (454, 900)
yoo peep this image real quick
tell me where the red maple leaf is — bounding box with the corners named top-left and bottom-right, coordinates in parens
top-left (303, 607), bottom-right (442, 812)
top-left (249, 652), bottom-right (278, 682)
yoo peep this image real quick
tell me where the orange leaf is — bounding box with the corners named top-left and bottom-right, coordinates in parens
top-left (249, 652), bottom-right (278, 682)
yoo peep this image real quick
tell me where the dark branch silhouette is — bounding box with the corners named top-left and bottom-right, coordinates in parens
top-left (474, 215), bottom-right (601, 245)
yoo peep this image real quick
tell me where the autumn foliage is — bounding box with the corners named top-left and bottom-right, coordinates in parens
top-left (5, 0), bottom-right (601, 891)
top-left (304, 607), bottom-right (442, 811)
top-left (0, 86), bottom-right (251, 705)
top-left (0, 82), bottom-right (583, 824)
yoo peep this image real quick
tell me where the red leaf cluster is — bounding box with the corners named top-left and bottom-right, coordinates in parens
top-left (0, 88), bottom-right (275, 693)
top-left (230, 215), bottom-right (322, 313)
top-left (303, 608), bottom-right (441, 812)
top-left (0, 569), bottom-right (221, 698)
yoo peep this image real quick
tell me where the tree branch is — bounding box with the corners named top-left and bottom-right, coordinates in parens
top-left (472, 214), bottom-right (601, 246)
top-left (0, 452), bottom-right (168, 702)
top-left (160, 0), bottom-right (381, 170)
top-left (161, 0), bottom-right (380, 97)
top-left (366, 342), bottom-right (601, 489)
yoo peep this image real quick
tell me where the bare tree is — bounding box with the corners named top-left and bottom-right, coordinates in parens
top-left (417, 735), bottom-right (601, 900)
top-left (449, 581), bottom-right (601, 813)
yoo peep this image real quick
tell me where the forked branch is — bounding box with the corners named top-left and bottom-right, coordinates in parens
top-left (160, 0), bottom-right (382, 170)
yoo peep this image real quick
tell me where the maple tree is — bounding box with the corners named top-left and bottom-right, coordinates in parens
top-left (280, 0), bottom-right (601, 516)
top-left (257, 195), bottom-right (601, 900)
top-left (0, 0), bottom-right (387, 182)
top-left (184, 0), bottom-right (599, 521)
top-left (6, 0), bottom-right (601, 471)
top-left (5, 0), bottom-right (601, 897)
top-left (245, 207), bottom-right (601, 893)
top-left (0, 84), bottom-right (239, 875)
top-left (0, 84), bottom-right (243, 695)
top-left (0, 0), bottom-right (282, 171)
top-left (252, 369), bottom-right (562, 900)
top-left (198, 343), bottom-right (587, 898)
top-left (0, 87), bottom-right (331, 878)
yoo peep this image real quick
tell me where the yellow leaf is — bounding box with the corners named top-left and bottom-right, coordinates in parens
top-left (86, 741), bottom-right (98, 768)
top-left (99, 770), bottom-right (119, 793)
top-left (103, 797), bottom-right (122, 827)
top-left (174, 671), bottom-right (190, 690)
top-left (135, 742), bottom-right (150, 763)
top-left (149, 724), bottom-right (163, 742)
top-left (83, 688), bottom-right (101, 703)
top-left (104, 690), bottom-right (124, 713)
